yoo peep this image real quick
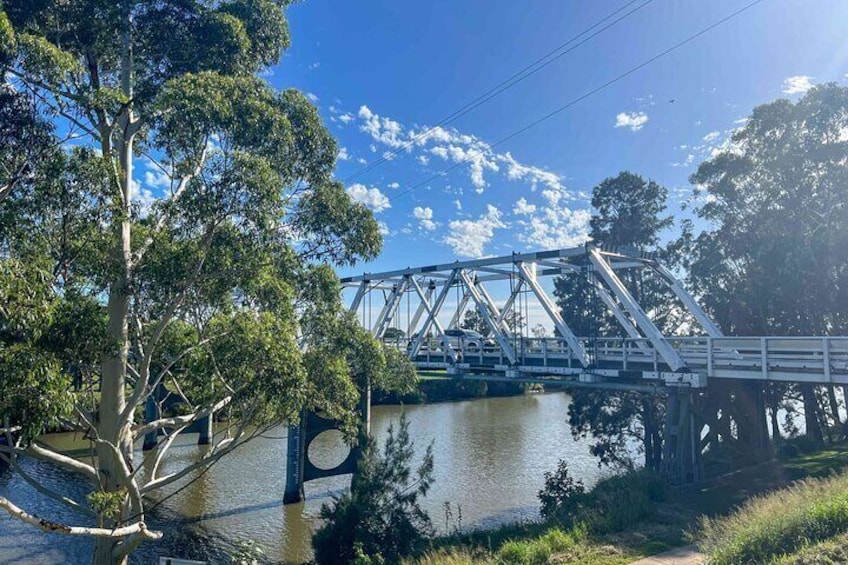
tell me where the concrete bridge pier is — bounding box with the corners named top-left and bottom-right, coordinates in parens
top-left (284, 386), bottom-right (371, 505)
top-left (661, 389), bottom-right (703, 485)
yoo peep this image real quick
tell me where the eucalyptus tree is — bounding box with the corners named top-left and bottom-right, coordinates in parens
top-left (554, 171), bottom-right (674, 470)
top-left (682, 83), bottom-right (848, 445)
top-left (0, 2), bottom-right (396, 564)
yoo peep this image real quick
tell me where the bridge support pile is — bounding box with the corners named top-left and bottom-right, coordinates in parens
top-left (661, 389), bottom-right (702, 484)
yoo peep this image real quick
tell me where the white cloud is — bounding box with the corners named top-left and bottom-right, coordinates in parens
top-left (308, 62), bottom-right (320, 70)
top-left (443, 205), bottom-right (505, 258)
top-left (306, 92), bottom-right (319, 103)
top-left (782, 75), bottom-right (815, 95)
top-left (357, 157), bottom-right (367, 164)
top-left (377, 221), bottom-right (392, 237)
top-left (702, 131), bottom-right (720, 143)
top-left (346, 183), bottom-right (391, 213)
top-left (345, 104), bottom-right (579, 199)
top-left (453, 199), bottom-right (462, 211)
top-left (615, 111), bottom-right (649, 131)
top-left (388, 182), bottom-right (400, 189)
top-left (512, 188), bottom-right (591, 249)
top-left (512, 197), bottom-right (537, 215)
top-left (499, 152), bottom-right (564, 193)
top-left (671, 154), bottom-right (695, 168)
top-left (359, 105), bottom-right (406, 148)
top-left (143, 169), bottom-right (171, 191)
top-left (338, 147), bottom-right (350, 161)
top-left (338, 113), bottom-right (355, 124)
top-left (412, 206), bottom-right (437, 231)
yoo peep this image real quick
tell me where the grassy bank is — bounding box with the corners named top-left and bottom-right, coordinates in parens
top-left (700, 468), bottom-right (848, 564)
top-left (406, 441), bottom-right (848, 565)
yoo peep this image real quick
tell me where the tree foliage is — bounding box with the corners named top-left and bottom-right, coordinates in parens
top-left (538, 460), bottom-right (585, 519)
top-left (313, 415), bottom-right (435, 565)
top-left (554, 171), bottom-right (673, 471)
top-left (681, 83), bottom-right (848, 447)
top-left (0, 1), bottom-right (403, 563)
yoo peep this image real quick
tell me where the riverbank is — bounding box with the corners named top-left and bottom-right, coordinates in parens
top-left (407, 440), bottom-right (848, 564)
top-left (372, 376), bottom-right (527, 405)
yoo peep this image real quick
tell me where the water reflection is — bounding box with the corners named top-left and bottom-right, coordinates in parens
top-left (0, 392), bottom-right (629, 564)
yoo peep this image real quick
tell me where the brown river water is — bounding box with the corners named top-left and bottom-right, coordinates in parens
top-left (0, 392), bottom-right (633, 564)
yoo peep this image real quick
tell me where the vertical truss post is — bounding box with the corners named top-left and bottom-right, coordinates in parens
top-left (409, 273), bottom-right (458, 362)
top-left (650, 263), bottom-right (723, 338)
top-left (458, 270), bottom-right (517, 364)
top-left (372, 277), bottom-right (408, 339)
top-left (589, 248), bottom-right (687, 372)
top-left (516, 262), bottom-right (590, 367)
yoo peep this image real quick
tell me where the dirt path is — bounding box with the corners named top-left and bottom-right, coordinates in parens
top-left (628, 544), bottom-right (705, 565)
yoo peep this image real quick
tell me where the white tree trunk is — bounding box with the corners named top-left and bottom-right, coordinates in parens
top-left (93, 9), bottom-right (136, 564)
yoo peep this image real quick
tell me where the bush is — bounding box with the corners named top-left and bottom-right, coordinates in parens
top-left (538, 460), bottom-right (585, 519)
top-left (571, 470), bottom-right (667, 533)
top-left (313, 415), bottom-right (434, 565)
top-left (699, 471), bottom-right (848, 565)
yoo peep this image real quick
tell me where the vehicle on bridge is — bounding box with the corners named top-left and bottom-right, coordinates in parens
top-left (439, 328), bottom-right (492, 352)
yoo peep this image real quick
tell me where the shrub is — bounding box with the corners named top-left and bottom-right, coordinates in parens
top-left (313, 414), bottom-right (434, 565)
top-left (572, 470), bottom-right (667, 533)
top-left (538, 460), bottom-right (585, 519)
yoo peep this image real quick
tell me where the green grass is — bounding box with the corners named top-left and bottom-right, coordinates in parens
top-left (770, 530), bottom-right (848, 564)
top-left (698, 471), bottom-right (848, 565)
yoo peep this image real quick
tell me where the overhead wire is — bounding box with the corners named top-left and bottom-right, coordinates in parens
top-left (343, 0), bottom-right (655, 183)
top-left (386, 0), bottom-right (767, 204)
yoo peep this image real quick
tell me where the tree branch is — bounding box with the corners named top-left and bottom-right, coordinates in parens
top-left (23, 442), bottom-right (98, 484)
top-left (133, 141), bottom-right (209, 264)
top-left (0, 497), bottom-right (162, 540)
top-left (132, 396), bottom-right (232, 439)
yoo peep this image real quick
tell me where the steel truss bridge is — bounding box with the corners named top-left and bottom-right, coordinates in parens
top-left (282, 246), bottom-right (848, 502)
top-left (340, 246), bottom-right (848, 389)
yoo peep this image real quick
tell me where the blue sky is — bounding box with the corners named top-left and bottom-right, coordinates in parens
top-left (136, 0), bottom-right (848, 279)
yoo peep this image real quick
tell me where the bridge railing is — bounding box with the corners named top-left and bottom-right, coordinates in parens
top-left (380, 334), bottom-right (848, 385)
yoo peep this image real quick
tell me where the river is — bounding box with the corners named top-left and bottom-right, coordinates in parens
top-left (0, 392), bottom-right (633, 564)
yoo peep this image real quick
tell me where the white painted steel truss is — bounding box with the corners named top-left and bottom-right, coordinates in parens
top-left (341, 246), bottom-right (848, 389)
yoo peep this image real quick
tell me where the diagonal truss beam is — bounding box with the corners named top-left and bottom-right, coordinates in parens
top-left (516, 262), bottom-right (591, 367)
top-left (589, 248), bottom-right (686, 371)
top-left (349, 281), bottom-right (369, 315)
top-left (407, 283), bottom-right (433, 337)
top-left (497, 278), bottom-right (523, 327)
top-left (459, 270), bottom-right (517, 364)
top-left (474, 279), bottom-right (513, 335)
top-left (649, 263), bottom-right (723, 338)
top-left (448, 289), bottom-right (471, 329)
top-left (372, 277), bottom-right (409, 338)
top-left (409, 273), bottom-right (458, 361)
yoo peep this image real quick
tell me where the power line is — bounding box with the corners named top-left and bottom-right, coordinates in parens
top-left (344, 0), bottom-right (655, 184)
top-left (388, 0), bottom-right (767, 204)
